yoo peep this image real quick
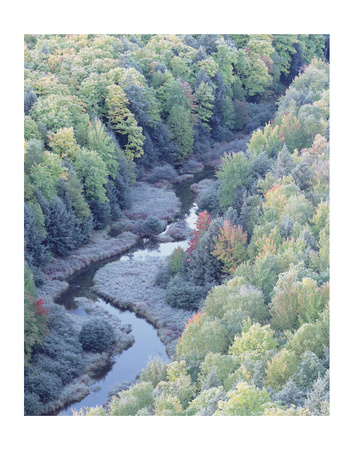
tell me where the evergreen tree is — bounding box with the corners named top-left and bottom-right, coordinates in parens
top-left (24, 202), bottom-right (48, 269)
top-left (89, 198), bottom-right (111, 230)
top-left (24, 86), bottom-right (38, 115)
top-left (273, 145), bottom-right (294, 180)
top-left (47, 196), bottom-right (75, 257)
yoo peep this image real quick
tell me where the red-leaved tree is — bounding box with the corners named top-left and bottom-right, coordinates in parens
top-left (186, 210), bottom-right (212, 258)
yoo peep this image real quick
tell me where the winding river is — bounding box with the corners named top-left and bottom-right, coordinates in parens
top-left (54, 171), bottom-right (211, 415)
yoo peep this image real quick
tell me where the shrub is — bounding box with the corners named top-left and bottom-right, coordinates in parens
top-left (24, 370), bottom-right (62, 403)
top-left (165, 274), bottom-right (205, 310)
top-left (153, 263), bottom-right (173, 288)
top-left (147, 164), bottom-right (178, 183)
top-left (137, 216), bottom-right (166, 236)
top-left (79, 318), bottom-right (114, 353)
top-left (167, 247), bottom-right (186, 275)
top-left (24, 392), bottom-right (43, 416)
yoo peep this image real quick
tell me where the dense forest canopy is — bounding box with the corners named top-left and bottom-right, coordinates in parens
top-left (24, 33), bottom-right (330, 417)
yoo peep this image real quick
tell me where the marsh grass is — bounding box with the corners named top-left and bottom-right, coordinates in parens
top-left (93, 256), bottom-right (195, 356)
top-left (123, 182), bottom-right (181, 222)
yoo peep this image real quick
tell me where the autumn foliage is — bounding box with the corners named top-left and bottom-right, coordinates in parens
top-left (186, 211), bottom-right (212, 257)
top-left (212, 220), bottom-right (248, 274)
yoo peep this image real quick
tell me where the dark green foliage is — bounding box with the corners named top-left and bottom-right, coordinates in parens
top-left (184, 219), bottom-right (224, 287)
top-left (137, 216), bottom-right (166, 236)
top-left (147, 120), bottom-right (178, 164)
top-left (244, 102), bottom-right (276, 133)
top-left (147, 164), bottom-right (178, 183)
top-left (27, 303), bottom-right (85, 391)
top-left (24, 202), bottom-right (48, 270)
top-left (89, 198), bottom-right (111, 230)
top-left (47, 196), bottom-right (75, 256)
top-left (73, 213), bottom-right (93, 247)
top-left (24, 369), bottom-right (62, 404)
top-left (198, 182), bottom-right (222, 217)
top-left (138, 131), bottom-right (158, 169)
top-left (24, 86), bottom-right (38, 115)
top-left (24, 392), bottom-right (43, 416)
top-left (166, 274), bottom-right (206, 310)
top-left (79, 318), bottom-right (115, 352)
top-left (104, 180), bottom-right (122, 220)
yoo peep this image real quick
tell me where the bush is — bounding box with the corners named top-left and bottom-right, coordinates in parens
top-left (147, 164), bottom-right (178, 183)
top-left (165, 274), bottom-right (205, 310)
top-left (154, 263), bottom-right (173, 288)
top-left (24, 392), bottom-right (43, 416)
top-left (79, 318), bottom-right (115, 353)
top-left (24, 370), bottom-right (62, 403)
top-left (167, 247), bottom-right (186, 275)
top-left (137, 216), bottom-right (166, 236)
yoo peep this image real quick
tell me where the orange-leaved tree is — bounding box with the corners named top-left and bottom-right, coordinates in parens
top-left (212, 219), bottom-right (248, 274)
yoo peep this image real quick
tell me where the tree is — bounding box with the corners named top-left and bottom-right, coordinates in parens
top-left (46, 196), bottom-right (75, 257)
top-left (24, 86), bottom-right (38, 115)
top-left (216, 151), bottom-right (252, 209)
top-left (105, 84), bottom-right (145, 160)
top-left (48, 127), bottom-right (79, 160)
top-left (264, 348), bottom-right (299, 392)
top-left (79, 318), bottom-right (114, 352)
top-left (87, 118), bottom-right (119, 178)
top-left (29, 94), bottom-right (90, 145)
top-left (194, 81), bottom-right (214, 129)
top-left (24, 203), bottom-right (48, 270)
top-left (248, 122), bottom-right (282, 157)
top-left (24, 139), bottom-right (44, 174)
top-left (167, 105), bottom-right (194, 160)
top-left (186, 211), bottom-right (212, 257)
top-left (229, 321), bottom-right (277, 358)
top-left (74, 147), bottom-right (108, 203)
top-left (269, 266), bottom-right (299, 331)
top-left (24, 262), bottom-right (50, 366)
top-left (212, 220), bottom-right (248, 274)
top-left (214, 382), bottom-right (272, 415)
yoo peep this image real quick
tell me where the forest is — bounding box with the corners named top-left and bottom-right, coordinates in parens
top-left (24, 33), bottom-right (330, 416)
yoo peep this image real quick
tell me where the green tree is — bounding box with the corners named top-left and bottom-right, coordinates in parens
top-left (214, 382), bottom-right (273, 415)
top-left (87, 118), bottom-right (119, 178)
top-left (195, 81), bottom-right (214, 129)
top-left (216, 152), bottom-right (252, 209)
top-left (105, 84), bottom-right (145, 160)
top-left (74, 147), bottom-right (108, 203)
top-left (167, 105), bottom-right (194, 160)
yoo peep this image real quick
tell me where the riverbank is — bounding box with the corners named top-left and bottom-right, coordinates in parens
top-left (33, 181), bottom-right (187, 414)
top-left (38, 182), bottom-right (182, 302)
top-left (93, 255), bottom-right (194, 357)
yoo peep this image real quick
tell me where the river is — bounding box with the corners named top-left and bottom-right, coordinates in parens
top-left (54, 171), bottom-right (212, 415)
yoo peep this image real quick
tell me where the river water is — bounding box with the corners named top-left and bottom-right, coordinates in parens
top-left (54, 171), bottom-right (211, 415)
